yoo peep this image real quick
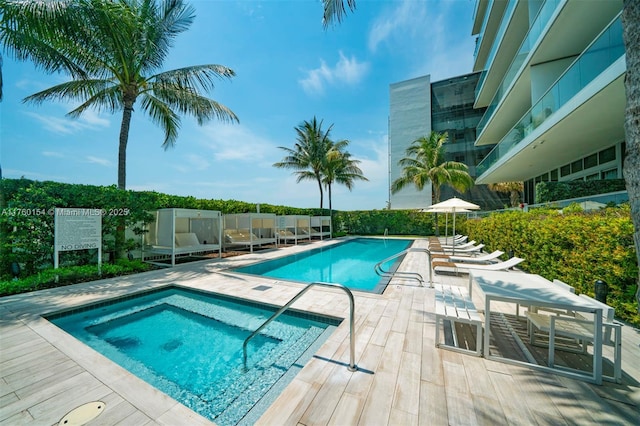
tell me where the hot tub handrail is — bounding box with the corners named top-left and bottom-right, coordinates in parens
top-left (374, 247), bottom-right (432, 287)
top-left (242, 281), bottom-right (357, 372)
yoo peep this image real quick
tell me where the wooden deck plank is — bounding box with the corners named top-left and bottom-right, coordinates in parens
top-left (357, 371), bottom-right (395, 426)
top-left (418, 381), bottom-right (448, 425)
top-left (392, 351), bottom-right (421, 415)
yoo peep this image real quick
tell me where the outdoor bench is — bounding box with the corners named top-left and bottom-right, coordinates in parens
top-left (434, 284), bottom-right (483, 356)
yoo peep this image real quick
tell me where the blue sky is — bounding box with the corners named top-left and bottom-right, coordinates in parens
top-left (1, 0), bottom-right (476, 211)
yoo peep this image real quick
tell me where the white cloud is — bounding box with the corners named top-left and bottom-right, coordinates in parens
top-left (368, 1), bottom-right (428, 53)
top-left (368, 0), bottom-right (473, 82)
top-left (25, 109), bottom-right (110, 135)
top-left (86, 156), bottom-right (112, 167)
top-left (42, 151), bottom-right (65, 158)
top-left (196, 123), bottom-right (276, 162)
top-left (299, 51), bottom-right (369, 95)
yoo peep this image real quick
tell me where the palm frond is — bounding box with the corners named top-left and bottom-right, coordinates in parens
top-left (139, 94), bottom-right (180, 149)
top-left (323, 0), bottom-right (357, 28)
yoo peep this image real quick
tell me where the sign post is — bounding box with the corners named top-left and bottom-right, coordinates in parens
top-left (54, 208), bottom-right (102, 272)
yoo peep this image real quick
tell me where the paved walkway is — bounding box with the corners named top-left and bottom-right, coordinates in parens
top-left (1, 237), bottom-right (639, 425)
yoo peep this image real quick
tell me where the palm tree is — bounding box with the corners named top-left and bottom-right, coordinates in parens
top-left (0, 0), bottom-right (238, 190)
top-left (487, 181), bottom-right (524, 207)
top-left (621, 0), bottom-right (640, 310)
top-left (274, 117), bottom-right (333, 209)
top-left (322, 141), bottom-right (368, 212)
top-left (391, 131), bottom-right (474, 204)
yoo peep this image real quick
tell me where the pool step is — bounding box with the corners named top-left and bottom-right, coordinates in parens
top-left (211, 326), bottom-right (325, 425)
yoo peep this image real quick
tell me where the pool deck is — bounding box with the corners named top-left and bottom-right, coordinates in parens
top-left (1, 237), bottom-right (639, 425)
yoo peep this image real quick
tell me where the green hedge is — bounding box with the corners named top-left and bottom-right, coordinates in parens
top-left (0, 178), bottom-right (436, 279)
top-left (0, 259), bottom-right (154, 297)
top-left (336, 209), bottom-right (434, 236)
top-left (535, 179), bottom-right (627, 203)
top-left (460, 206), bottom-right (639, 326)
top-left (0, 178), bottom-right (326, 278)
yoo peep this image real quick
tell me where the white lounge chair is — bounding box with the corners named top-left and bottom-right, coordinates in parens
top-left (448, 250), bottom-right (504, 264)
top-left (440, 244), bottom-right (485, 254)
top-left (440, 240), bottom-right (477, 249)
top-left (433, 257), bottom-right (524, 275)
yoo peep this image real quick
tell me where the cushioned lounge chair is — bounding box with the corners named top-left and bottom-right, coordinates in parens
top-left (433, 256), bottom-right (524, 275)
top-left (448, 250), bottom-right (505, 264)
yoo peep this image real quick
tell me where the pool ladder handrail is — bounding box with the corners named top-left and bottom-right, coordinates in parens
top-left (242, 281), bottom-right (357, 372)
top-left (374, 247), bottom-right (433, 287)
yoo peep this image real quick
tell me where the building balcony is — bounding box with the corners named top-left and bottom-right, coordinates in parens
top-left (475, 15), bottom-right (625, 184)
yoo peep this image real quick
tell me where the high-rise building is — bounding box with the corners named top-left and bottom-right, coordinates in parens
top-left (388, 75), bottom-right (433, 210)
top-left (471, 0), bottom-right (626, 203)
top-left (388, 73), bottom-right (506, 210)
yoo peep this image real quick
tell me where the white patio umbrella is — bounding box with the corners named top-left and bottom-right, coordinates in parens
top-left (428, 197), bottom-right (480, 253)
top-left (424, 206), bottom-right (471, 244)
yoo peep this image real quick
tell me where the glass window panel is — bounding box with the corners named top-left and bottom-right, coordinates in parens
top-left (560, 164), bottom-right (571, 177)
top-left (550, 169), bottom-right (558, 181)
top-left (584, 153), bottom-right (598, 169)
top-left (571, 159), bottom-right (583, 173)
top-left (599, 146), bottom-right (616, 163)
top-left (602, 168), bottom-right (618, 179)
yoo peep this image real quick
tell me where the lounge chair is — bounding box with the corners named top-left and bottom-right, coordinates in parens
top-left (433, 256), bottom-right (524, 275)
top-left (448, 250), bottom-right (504, 264)
top-left (439, 244), bottom-right (485, 254)
top-left (440, 240), bottom-right (477, 249)
top-left (438, 235), bottom-right (468, 245)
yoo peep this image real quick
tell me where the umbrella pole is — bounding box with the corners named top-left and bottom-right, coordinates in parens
top-left (445, 213), bottom-right (448, 244)
top-left (452, 211), bottom-right (456, 255)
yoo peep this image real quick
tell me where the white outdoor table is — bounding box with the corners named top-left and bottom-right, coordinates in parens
top-left (469, 270), bottom-right (604, 385)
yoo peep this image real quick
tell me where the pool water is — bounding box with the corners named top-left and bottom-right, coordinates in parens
top-left (233, 238), bottom-right (413, 293)
top-left (48, 286), bottom-right (338, 426)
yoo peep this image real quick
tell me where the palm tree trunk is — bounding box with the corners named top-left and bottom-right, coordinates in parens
top-left (622, 0), bottom-right (640, 311)
top-left (115, 102), bottom-right (134, 260)
top-left (328, 183), bottom-right (333, 212)
top-left (317, 178), bottom-right (324, 209)
top-left (118, 103), bottom-right (134, 190)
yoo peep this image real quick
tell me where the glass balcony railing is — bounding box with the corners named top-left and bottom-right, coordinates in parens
top-left (473, 0), bottom-right (494, 61)
top-left (475, 0), bottom-right (518, 99)
top-left (476, 14), bottom-right (624, 178)
top-left (476, 0), bottom-right (562, 136)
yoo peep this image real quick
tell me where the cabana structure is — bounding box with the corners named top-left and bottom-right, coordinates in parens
top-left (223, 213), bottom-right (278, 252)
top-left (276, 215), bottom-right (312, 245)
top-left (310, 216), bottom-right (332, 240)
top-left (143, 208), bottom-right (222, 266)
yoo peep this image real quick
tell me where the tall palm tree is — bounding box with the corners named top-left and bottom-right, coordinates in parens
top-left (391, 131), bottom-right (474, 204)
top-left (274, 117), bottom-right (333, 209)
top-left (322, 141), bottom-right (368, 212)
top-left (622, 0), bottom-right (640, 310)
top-left (0, 0), bottom-right (238, 190)
top-left (488, 181), bottom-right (524, 207)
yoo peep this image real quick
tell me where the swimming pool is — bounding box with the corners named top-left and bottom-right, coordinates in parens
top-left (233, 238), bottom-right (413, 293)
top-left (48, 286), bottom-right (339, 426)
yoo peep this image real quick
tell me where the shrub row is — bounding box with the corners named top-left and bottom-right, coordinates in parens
top-left (0, 178), bottom-right (435, 278)
top-left (0, 259), bottom-right (154, 297)
top-left (460, 206), bottom-right (639, 326)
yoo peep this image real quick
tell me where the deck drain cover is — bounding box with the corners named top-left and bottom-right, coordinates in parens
top-left (253, 285), bottom-right (272, 291)
top-left (58, 401), bottom-right (105, 425)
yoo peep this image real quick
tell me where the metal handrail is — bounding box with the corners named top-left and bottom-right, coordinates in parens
top-left (374, 247), bottom-right (432, 287)
top-left (242, 281), bottom-right (357, 372)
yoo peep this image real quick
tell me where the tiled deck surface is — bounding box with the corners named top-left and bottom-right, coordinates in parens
top-left (1, 237), bottom-right (639, 425)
